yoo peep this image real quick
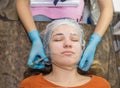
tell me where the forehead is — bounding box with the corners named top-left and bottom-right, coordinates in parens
top-left (52, 24), bottom-right (79, 35)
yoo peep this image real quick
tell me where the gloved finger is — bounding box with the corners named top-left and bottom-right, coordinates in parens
top-left (38, 51), bottom-right (49, 62)
top-left (27, 51), bottom-right (37, 66)
top-left (81, 60), bottom-right (92, 71)
top-left (81, 57), bottom-right (94, 71)
top-left (32, 64), bottom-right (45, 69)
top-left (79, 52), bottom-right (88, 68)
top-left (81, 65), bottom-right (89, 71)
top-left (28, 56), bottom-right (45, 69)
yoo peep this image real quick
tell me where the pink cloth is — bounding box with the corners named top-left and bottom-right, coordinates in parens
top-left (30, 0), bottom-right (84, 21)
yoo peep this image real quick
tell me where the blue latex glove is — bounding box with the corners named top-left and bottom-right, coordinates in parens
top-left (78, 33), bottom-right (102, 71)
top-left (27, 30), bottom-right (49, 69)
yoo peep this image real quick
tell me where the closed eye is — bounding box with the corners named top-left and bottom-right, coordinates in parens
top-left (52, 33), bottom-right (64, 42)
top-left (71, 35), bottom-right (79, 42)
top-left (52, 36), bottom-right (64, 42)
top-left (53, 39), bottom-right (63, 41)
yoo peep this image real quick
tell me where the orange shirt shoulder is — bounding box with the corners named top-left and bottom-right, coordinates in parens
top-left (20, 74), bottom-right (110, 88)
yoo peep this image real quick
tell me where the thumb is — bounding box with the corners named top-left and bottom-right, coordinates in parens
top-left (27, 53), bottom-right (36, 66)
top-left (81, 60), bottom-right (92, 71)
top-left (79, 54), bottom-right (87, 69)
top-left (38, 51), bottom-right (49, 62)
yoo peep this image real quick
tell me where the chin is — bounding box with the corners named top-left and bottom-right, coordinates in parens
top-left (61, 60), bottom-right (78, 66)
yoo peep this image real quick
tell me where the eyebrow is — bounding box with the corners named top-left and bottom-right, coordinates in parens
top-left (70, 33), bottom-right (79, 36)
top-left (52, 33), bottom-right (64, 38)
top-left (52, 33), bottom-right (79, 38)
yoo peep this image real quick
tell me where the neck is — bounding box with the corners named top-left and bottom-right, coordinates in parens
top-left (47, 63), bottom-right (80, 83)
top-left (44, 63), bottom-right (91, 87)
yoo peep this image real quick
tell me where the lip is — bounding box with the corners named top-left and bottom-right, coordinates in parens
top-left (61, 51), bottom-right (75, 56)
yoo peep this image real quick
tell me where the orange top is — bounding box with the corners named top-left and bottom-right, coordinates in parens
top-left (20, 74), bottom-right (110, 88)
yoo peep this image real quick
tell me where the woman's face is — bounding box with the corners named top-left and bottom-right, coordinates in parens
top-left (49, 24), bottom-right (82, 67)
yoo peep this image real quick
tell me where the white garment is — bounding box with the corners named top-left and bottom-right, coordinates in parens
top-left (30, 0), bottom-right (80, 7)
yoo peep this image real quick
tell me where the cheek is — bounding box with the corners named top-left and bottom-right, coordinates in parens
top-left (74, 43), bottom-right (83, 57)
top-left (49, 42), bottom-right (62, 54)
top-left (74, 43), bottom-right (82, 51)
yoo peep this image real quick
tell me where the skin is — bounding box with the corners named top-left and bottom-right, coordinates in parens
top-left (16, 0), bottom-right (36, 32)
top-left (49, 24), bottom-right (82, 68)
top-left (16, 0), bottom-right (113, 36)
top-left (94, 0), bottom-right (113, 36)
top-left (44, 24), bottom-right (91, 87)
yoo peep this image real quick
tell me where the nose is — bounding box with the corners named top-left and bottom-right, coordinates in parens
top-left (63, 39), bottom-right (72, 48)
